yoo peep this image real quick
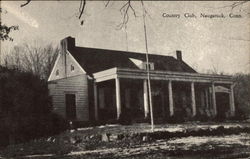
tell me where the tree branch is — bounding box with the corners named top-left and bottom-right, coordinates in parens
top-left (203, 1), bottom-right (249, 12)
top-left (141, 0), bottom-right (152, 19)
top-left (78, 0), bottom-right (86, 19)
top-left (222, 1), bottom-right (248, 10)
top-left (105, 0), bottom-right (110, 8)
top-left (117, 0), bottom-right (137, 29)
top-left (20, 0), bottom-right (31, 7)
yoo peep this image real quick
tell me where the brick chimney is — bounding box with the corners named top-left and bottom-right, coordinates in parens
top-left (60, 36), bottom-right (75, 52)
top-left (176, 50), bottom-right (182, 61)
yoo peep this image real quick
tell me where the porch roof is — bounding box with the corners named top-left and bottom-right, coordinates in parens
top-left (93, 67), bottom-right (233, 84)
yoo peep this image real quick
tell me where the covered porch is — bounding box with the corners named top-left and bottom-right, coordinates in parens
top-left (92, 68), bottom-right (235, 122)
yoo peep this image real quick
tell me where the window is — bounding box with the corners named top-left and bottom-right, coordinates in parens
top-left (142, 62), bottom-right (154, 70)
top-left (56, 69), bottom-right (59, 76)
top-left (71, 65), bottom-right (74, 71)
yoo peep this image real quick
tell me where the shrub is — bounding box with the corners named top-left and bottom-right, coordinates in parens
top-left (0, 66), bottom-right (68, 146)
top-left (233, 73), bottom-right (250, 120)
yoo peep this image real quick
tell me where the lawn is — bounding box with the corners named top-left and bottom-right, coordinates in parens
top-left (0, 122), bottom-right (250, 159)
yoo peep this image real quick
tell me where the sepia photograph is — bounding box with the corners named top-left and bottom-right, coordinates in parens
top-left (0, 1), bottom-right (250, 158)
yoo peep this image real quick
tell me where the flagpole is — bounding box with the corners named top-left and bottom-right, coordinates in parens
top-left (142, 3), bottom-right (154, 132)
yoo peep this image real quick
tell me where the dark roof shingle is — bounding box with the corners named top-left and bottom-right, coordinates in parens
top-left (69, 47), bottom-right (196, 75)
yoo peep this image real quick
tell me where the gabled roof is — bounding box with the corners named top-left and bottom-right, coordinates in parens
top-left (69, 46), bottom-right (196, 76)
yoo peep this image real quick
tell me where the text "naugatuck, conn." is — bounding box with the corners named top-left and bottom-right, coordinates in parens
top-left (162, 13), bottom-right (242, 18)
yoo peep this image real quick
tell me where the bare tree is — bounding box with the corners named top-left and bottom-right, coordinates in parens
top-left (4, 43), bottom-right (59, 80)
top-left (204, 57), bottom-right (227, 75)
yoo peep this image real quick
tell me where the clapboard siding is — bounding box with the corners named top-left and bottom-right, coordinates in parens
top-left (48, 74), bottom-right (89, 121)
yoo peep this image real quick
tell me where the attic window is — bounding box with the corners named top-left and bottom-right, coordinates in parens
top-left (56, 69), bottom-right (59, 76)
top-left (71, 65), bottom-right (75, 71)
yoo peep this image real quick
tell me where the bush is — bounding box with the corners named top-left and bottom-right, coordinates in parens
top-left (0, 66), bottom-right (68, 146)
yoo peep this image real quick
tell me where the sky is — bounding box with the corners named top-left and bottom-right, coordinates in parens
top-left (1, 1), bottom-right (250, 74)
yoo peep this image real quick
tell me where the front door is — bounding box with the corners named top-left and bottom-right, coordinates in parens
top-left (153, 93), bottom-right (164, 119)
top-left (65, 94), bottom-right (76, 120)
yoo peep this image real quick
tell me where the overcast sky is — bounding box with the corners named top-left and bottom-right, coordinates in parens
top-left (1, 1), bottom-right (250, 74)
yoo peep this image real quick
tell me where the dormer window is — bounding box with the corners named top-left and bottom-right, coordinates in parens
top-left (129, 58), bottom-right (155, 70)
top-left (56, 69), bottom-right (59, 76)
top-left (143, 62), bottom-right (154, 70)
top-left (71, 65), bottom-right (75, 71)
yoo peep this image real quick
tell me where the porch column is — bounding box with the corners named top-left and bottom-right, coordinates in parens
top-left (204, 88), bottom-right (210, 117)
top-left (191, 82), bottom-right (196, 116)
top-left (212, 83), bottom-right (217, 116)
top-left (168, 80), bottom-right (174, 116)
top-left (143, 79), bottom-right (149, 118)
top-left (93, 81), bottom-right (98, 120)
top-left (115, 77), bottom-right (121, 120)
top-left (229, 84), bottom-right (235, 116)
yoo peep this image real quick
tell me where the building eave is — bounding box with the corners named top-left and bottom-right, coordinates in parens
top-left (93, 67), bottom-right (233, 84)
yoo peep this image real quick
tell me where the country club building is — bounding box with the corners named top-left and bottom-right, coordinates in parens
top-left (48, 36), bottom-right (235, 122)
